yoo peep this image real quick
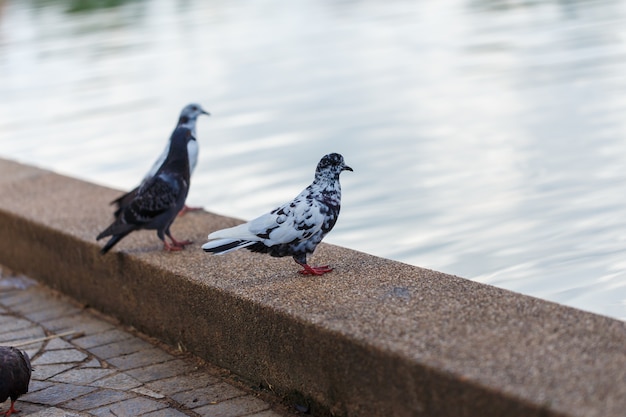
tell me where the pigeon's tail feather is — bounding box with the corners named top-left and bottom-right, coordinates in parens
top-left (208, 222), bottom-right (258, 241)
top-left (100, 231), bottom-right (132, 254)
top-left (96, 221), bottom-right (133, 241)
top-left (96, 229), bottom-right (111, 241)
top-left (202, 239), bottom-right (256, 254)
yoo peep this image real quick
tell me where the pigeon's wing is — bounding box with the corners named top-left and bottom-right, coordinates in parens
top-left (143, 142), bottom-right (170, 181)
top-left (209, 195), bottom-right (326, 245)
top-left (14, 349), bottom-right (31, 395)
top-left (126, 173), bottom-right (181, 224)
top-left (110, 186), bottom-right (140, 217)
top-left (100, 173), bottom-right (181, 239)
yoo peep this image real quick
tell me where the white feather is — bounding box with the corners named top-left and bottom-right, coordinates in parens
top-left (208, 222), bottom-right (259, 241)
top-left (201, 238), bottom-right (255, 254)
top-left (206, 193), bottom-right (325, 246)
top-left (187, 139), bottom-right (199, 174)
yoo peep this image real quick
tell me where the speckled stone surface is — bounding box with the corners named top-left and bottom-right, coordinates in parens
top-left (1, 157), bottom-right (625, 417)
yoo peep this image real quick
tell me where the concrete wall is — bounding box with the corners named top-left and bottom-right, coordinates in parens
top-left (1, 157), bottom-right (624, 417)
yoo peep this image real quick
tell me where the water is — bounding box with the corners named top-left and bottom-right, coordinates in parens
top-left (1, 0), bottom-right (626, 320)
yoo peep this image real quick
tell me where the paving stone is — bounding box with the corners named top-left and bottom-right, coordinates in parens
top-left (21, 383), bottom-right (97, 405)
top-left (24, 407), bottom-right (91, 416)
top-left (193, 395), bottom-right (270, 417)
top-left (90, 396), bottom-right (167, 416)
top-left (73, 329), bottom-right (134, 349)
top-left (50, 367), bottom-right (117, 384)
top-left (145, 372), bottom-right (220, 395)
top-left (0, 289), bottom-right (38, 307)
top-left (7, 402), bottom-right (49, 416)
top-left (171, 382), bottom-right (245, 409)
top-left (107, 347), bottom-right (175, 371)
top-left (60, 388), bottom-right (135, 411)
top-left (41, 315), bottom-right (115, 335)
top-left (46, 337), bottom-right (75, 350)
top-left (125, 359), bottom-right (195, 383)
top-left (28, 380), bottom-right (55, 393)
top-left (140, 408), bottom-right (190, 417)
top-left (81, 358), bottom-right (102, 368)
top-left (0, 274), bottom-right (37, 289)
top-left (24, 346), bottom-right (43, 360)
top-left (0, 324), bottom-right (45, 343)
top-left (0, 316), bottom-right (35, 333)
top-left (33, 349), bottom-right (88, 365)
top-left (23, 304), bottom-right (82, 323)
top-left (131, 386), bottom-right (165, 399)
top-left (245, 410), bottom-right (290, 417)
top-left (88, 372), bottom-right (143, 390)
top-left (31, 363), bottom-right (76, 380)
top-left (86, 336), bottom-right (154, 359)
top-left (0, 313), bottom-right (18, 325)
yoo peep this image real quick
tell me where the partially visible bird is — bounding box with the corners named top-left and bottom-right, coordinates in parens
top-left (111, 103), bottom-right (209, 217)
top-left (202, 153), bottom-right (353, 275)
top-left (97, 126), bottom-right (193, 254)
top-left (0, 346), bottom-right (31, 417)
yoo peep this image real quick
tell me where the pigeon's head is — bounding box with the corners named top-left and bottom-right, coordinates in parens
top-left (178, 103), bottom-right (210, 126)
top-left (316, 153), bottom-right (353, 179)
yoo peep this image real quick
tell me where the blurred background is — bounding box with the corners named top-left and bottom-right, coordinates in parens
top-left (1, 0), bottom-right (626, 319)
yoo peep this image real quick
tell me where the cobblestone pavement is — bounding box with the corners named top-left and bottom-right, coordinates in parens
top-left (0, 272), bottom-right (298, 417)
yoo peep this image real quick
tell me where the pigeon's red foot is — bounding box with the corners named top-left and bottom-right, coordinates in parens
top-left (298, 265), bottom-right (334, 275)
top-left (163, 234), bottom-right (192, 251)
top-left (170, 237), bottom-right (193, 248)
top-left (5, 400), bottom-right (19, 416)
top-left (178, 205), bottom-right (203, 216)
top-left (163, 241), bottom-right (184, 252)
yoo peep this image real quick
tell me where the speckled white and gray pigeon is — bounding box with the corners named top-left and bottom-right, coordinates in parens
top-left (112, 103), bottom-right (209, 217)
top-left (97, 126), bottom-right (193, 254)
top-left (0, 346), bottom-right (31, 417)
top-left (202, 153), bottom-right (353, 275)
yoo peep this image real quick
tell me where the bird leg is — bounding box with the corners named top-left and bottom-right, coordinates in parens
top-left (178, 205), bottom-right (203, 216)
top-left (296, 261), bottom-right (334, 276)
top-left (163, 240), bottom-right (184, 252)
top-left (5, 400), bottom-right (19, 416)
top-left (167, 233), bottom-right (193, 249)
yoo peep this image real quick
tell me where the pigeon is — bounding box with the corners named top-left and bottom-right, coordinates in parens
top-left (97, 126), bottom-right (193, 254)
top-left (111, 103), bottom-right (209, 217)
top-left (0, 346), bottom-right (31, 417)
top-left (202, 153), bottom-right (353, 275)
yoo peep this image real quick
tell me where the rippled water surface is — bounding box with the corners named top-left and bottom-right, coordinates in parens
top-left (1, 0), bottom-right (626, 319)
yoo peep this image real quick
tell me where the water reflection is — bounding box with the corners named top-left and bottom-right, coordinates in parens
top-left (1, 0), bottom-right (626, 320)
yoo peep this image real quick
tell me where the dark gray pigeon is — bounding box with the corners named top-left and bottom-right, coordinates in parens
top-left (112, 103), bottom-right (209, 217)
top-left (97, 126), bottom-right (193, 254)
top-left (202, 153), bottom-right (352, 275)
top-left (0, 346), bottom-right (31, 417)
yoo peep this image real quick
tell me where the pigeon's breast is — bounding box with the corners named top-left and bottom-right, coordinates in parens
top-left (187, 139), bottom-right (199, 174)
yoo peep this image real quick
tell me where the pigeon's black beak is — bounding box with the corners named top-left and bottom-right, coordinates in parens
top-left (203, 110), bottom-right (211, 116)
top-left (343, 165), bottom-right (353, 172)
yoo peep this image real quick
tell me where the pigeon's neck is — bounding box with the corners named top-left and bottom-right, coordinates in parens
top-left (162, 133), bottom-right (190, 178)
top-left (177, 117), bottom-right (198, 137)
top-left (310, 174), bottom-right (342, 205)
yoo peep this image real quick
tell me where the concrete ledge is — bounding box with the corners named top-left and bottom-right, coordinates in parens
top-left (1, 157), bottom-right (625, 417)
